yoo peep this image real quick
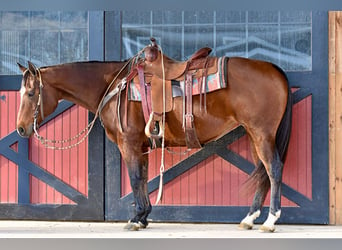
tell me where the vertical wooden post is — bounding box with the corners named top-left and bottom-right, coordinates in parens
top-left (329, 11), bottom-right (342, 225)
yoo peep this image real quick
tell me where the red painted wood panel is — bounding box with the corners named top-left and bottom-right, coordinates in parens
top-left (0, 91), bottom-right (19, 203)
top-left (0, 90), bottom-right (88, 205)
top-left (121, 95), bottom-right (312, 208)
top-left (29, 105), bottom-right (88, 204)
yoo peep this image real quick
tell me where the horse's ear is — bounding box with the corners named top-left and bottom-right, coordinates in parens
top-left (28, 61), bottom-right (38, 76)
top-left (17, 62), bottom-right (27, 74)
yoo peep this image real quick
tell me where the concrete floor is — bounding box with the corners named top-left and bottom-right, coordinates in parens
top-left (1, 220), bottom-right (342, 238)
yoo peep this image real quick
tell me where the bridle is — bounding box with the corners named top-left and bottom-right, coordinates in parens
top-left (32, 69), bottom-right (45, 133)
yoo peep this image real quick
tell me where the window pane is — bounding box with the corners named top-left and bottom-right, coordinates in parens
top-left (121, 11), bottom-right (311, 72)
top-left (183, 25), bottom-right (213, 57)
top-left (0, 11), bottom-right (88, 75)
top-left (247, 24), bottom-right (279, 62)
top-left (183, 11), bottom-right (213, 24)
top-left (280, 23), bottom-right (311, 71)
top-left (216, 11), bottom-right (246, 24)
top-left (122, 11), bottom-right (152, 25)
top-left (248, 11), bottom-right (279, 23)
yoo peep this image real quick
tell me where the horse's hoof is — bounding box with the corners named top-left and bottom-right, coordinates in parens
top-left (138, 221), bottom-right (147, 229)
top-left (238, 222), bottom-right (253, 230)
top-left (124, 222), bottom-right (140, 231)
top-left (258, 225), bottom-right (276, 233)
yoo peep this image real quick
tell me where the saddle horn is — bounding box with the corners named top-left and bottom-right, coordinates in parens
top-left (144, 37), bottom-right (159, 63)
top-left (150, 37), bottom-right (158, 47)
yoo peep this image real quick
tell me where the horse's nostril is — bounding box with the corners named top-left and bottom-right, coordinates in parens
top-left (17, 127), bottom-right (26, 136)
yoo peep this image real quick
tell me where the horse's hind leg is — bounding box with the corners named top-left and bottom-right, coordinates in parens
top-left (240, 135), bottom-right (284, 232)
top-left (239, 141), bottom-right (269, 230)
top-left (259, 149), bottom-right (283, 232)
top-left (239, 166), bottom-right (269, 229)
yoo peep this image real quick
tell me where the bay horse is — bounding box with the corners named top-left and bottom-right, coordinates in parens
top-left (16, 45), bottom-right (292, 233)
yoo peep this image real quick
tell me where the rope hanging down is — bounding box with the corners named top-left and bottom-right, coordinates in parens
top-left (155, 44), bottom-right (166, 205)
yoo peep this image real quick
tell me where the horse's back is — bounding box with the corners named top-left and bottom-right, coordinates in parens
top-left (228, 57), bottom-right (288, 86)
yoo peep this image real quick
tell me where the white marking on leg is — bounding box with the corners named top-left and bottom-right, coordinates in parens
top-left (261, 210), bottom-right (281, 231)
top-left (240, 210), bottom-right (261, 227)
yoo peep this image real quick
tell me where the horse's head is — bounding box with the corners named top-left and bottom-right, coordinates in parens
top-left (16, 61), bottom-right (58, 138)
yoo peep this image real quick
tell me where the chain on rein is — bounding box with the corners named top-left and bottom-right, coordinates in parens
top-left (31, 57), bottom-right (135, 150)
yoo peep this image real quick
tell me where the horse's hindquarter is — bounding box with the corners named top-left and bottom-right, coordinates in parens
top-left (226, 57), bottom-right (289, 133)
top-left (164, 57), bottom-right (289, 146)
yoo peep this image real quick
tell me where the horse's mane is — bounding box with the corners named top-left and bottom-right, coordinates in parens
top-left (39, 59), bottom-right (129, 69)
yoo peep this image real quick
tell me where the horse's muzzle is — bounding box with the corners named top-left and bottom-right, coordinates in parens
top-left (16, 124), bottom-right (33, 138)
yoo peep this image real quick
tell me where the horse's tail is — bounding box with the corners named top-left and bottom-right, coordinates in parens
top-left (274, 66), bottom-right (292, 162)
top-left (243, 66), bottom-right (292, 197)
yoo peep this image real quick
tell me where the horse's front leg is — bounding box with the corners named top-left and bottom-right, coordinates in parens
top-left (123, 153), bottom-right (152, 231)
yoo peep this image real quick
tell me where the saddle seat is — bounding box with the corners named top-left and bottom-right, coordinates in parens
top-left (143, 45), bottom-right (216, 81)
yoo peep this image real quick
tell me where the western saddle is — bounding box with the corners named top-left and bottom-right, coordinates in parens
top-left (128, 38), bottom-right (219, 148)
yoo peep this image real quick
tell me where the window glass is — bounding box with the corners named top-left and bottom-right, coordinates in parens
top-left (121, 11), bottom-right (311, 71)
top-left (0, 11), bottom-right (88, 75)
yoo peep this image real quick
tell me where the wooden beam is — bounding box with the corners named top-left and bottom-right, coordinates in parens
top-left (335, 11), bottom-right (342, 225)
top-left (329, 11), bottom-right (342, 225)
top-left (329, 11), bottom-right (336, 225)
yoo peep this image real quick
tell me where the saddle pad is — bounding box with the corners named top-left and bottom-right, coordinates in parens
top-left (129, 56), bottom-right (228, 101)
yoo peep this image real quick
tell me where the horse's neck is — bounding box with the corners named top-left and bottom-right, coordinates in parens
top-left (41, 63), bottom-right (121, 113)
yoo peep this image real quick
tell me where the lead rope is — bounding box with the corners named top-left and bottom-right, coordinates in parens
top-left (155, 45), bottom-right (166, 205)
top-left (33, 57), bottom-right (135, 150)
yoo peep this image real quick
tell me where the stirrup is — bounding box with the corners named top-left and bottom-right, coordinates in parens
top-left (145, 113), bottom-right (163, 139)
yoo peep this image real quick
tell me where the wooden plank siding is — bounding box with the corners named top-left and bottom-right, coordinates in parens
top-left (0, 91), bottom-right (19, 203)
top-left (29, 105), bottom-right (88, 204)
top-left (329, 11), bottom-right (342, 225)
top-left (120, 93), bottom-right (312, 208)
top-left (0, 91), bottom-right (88, 205)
